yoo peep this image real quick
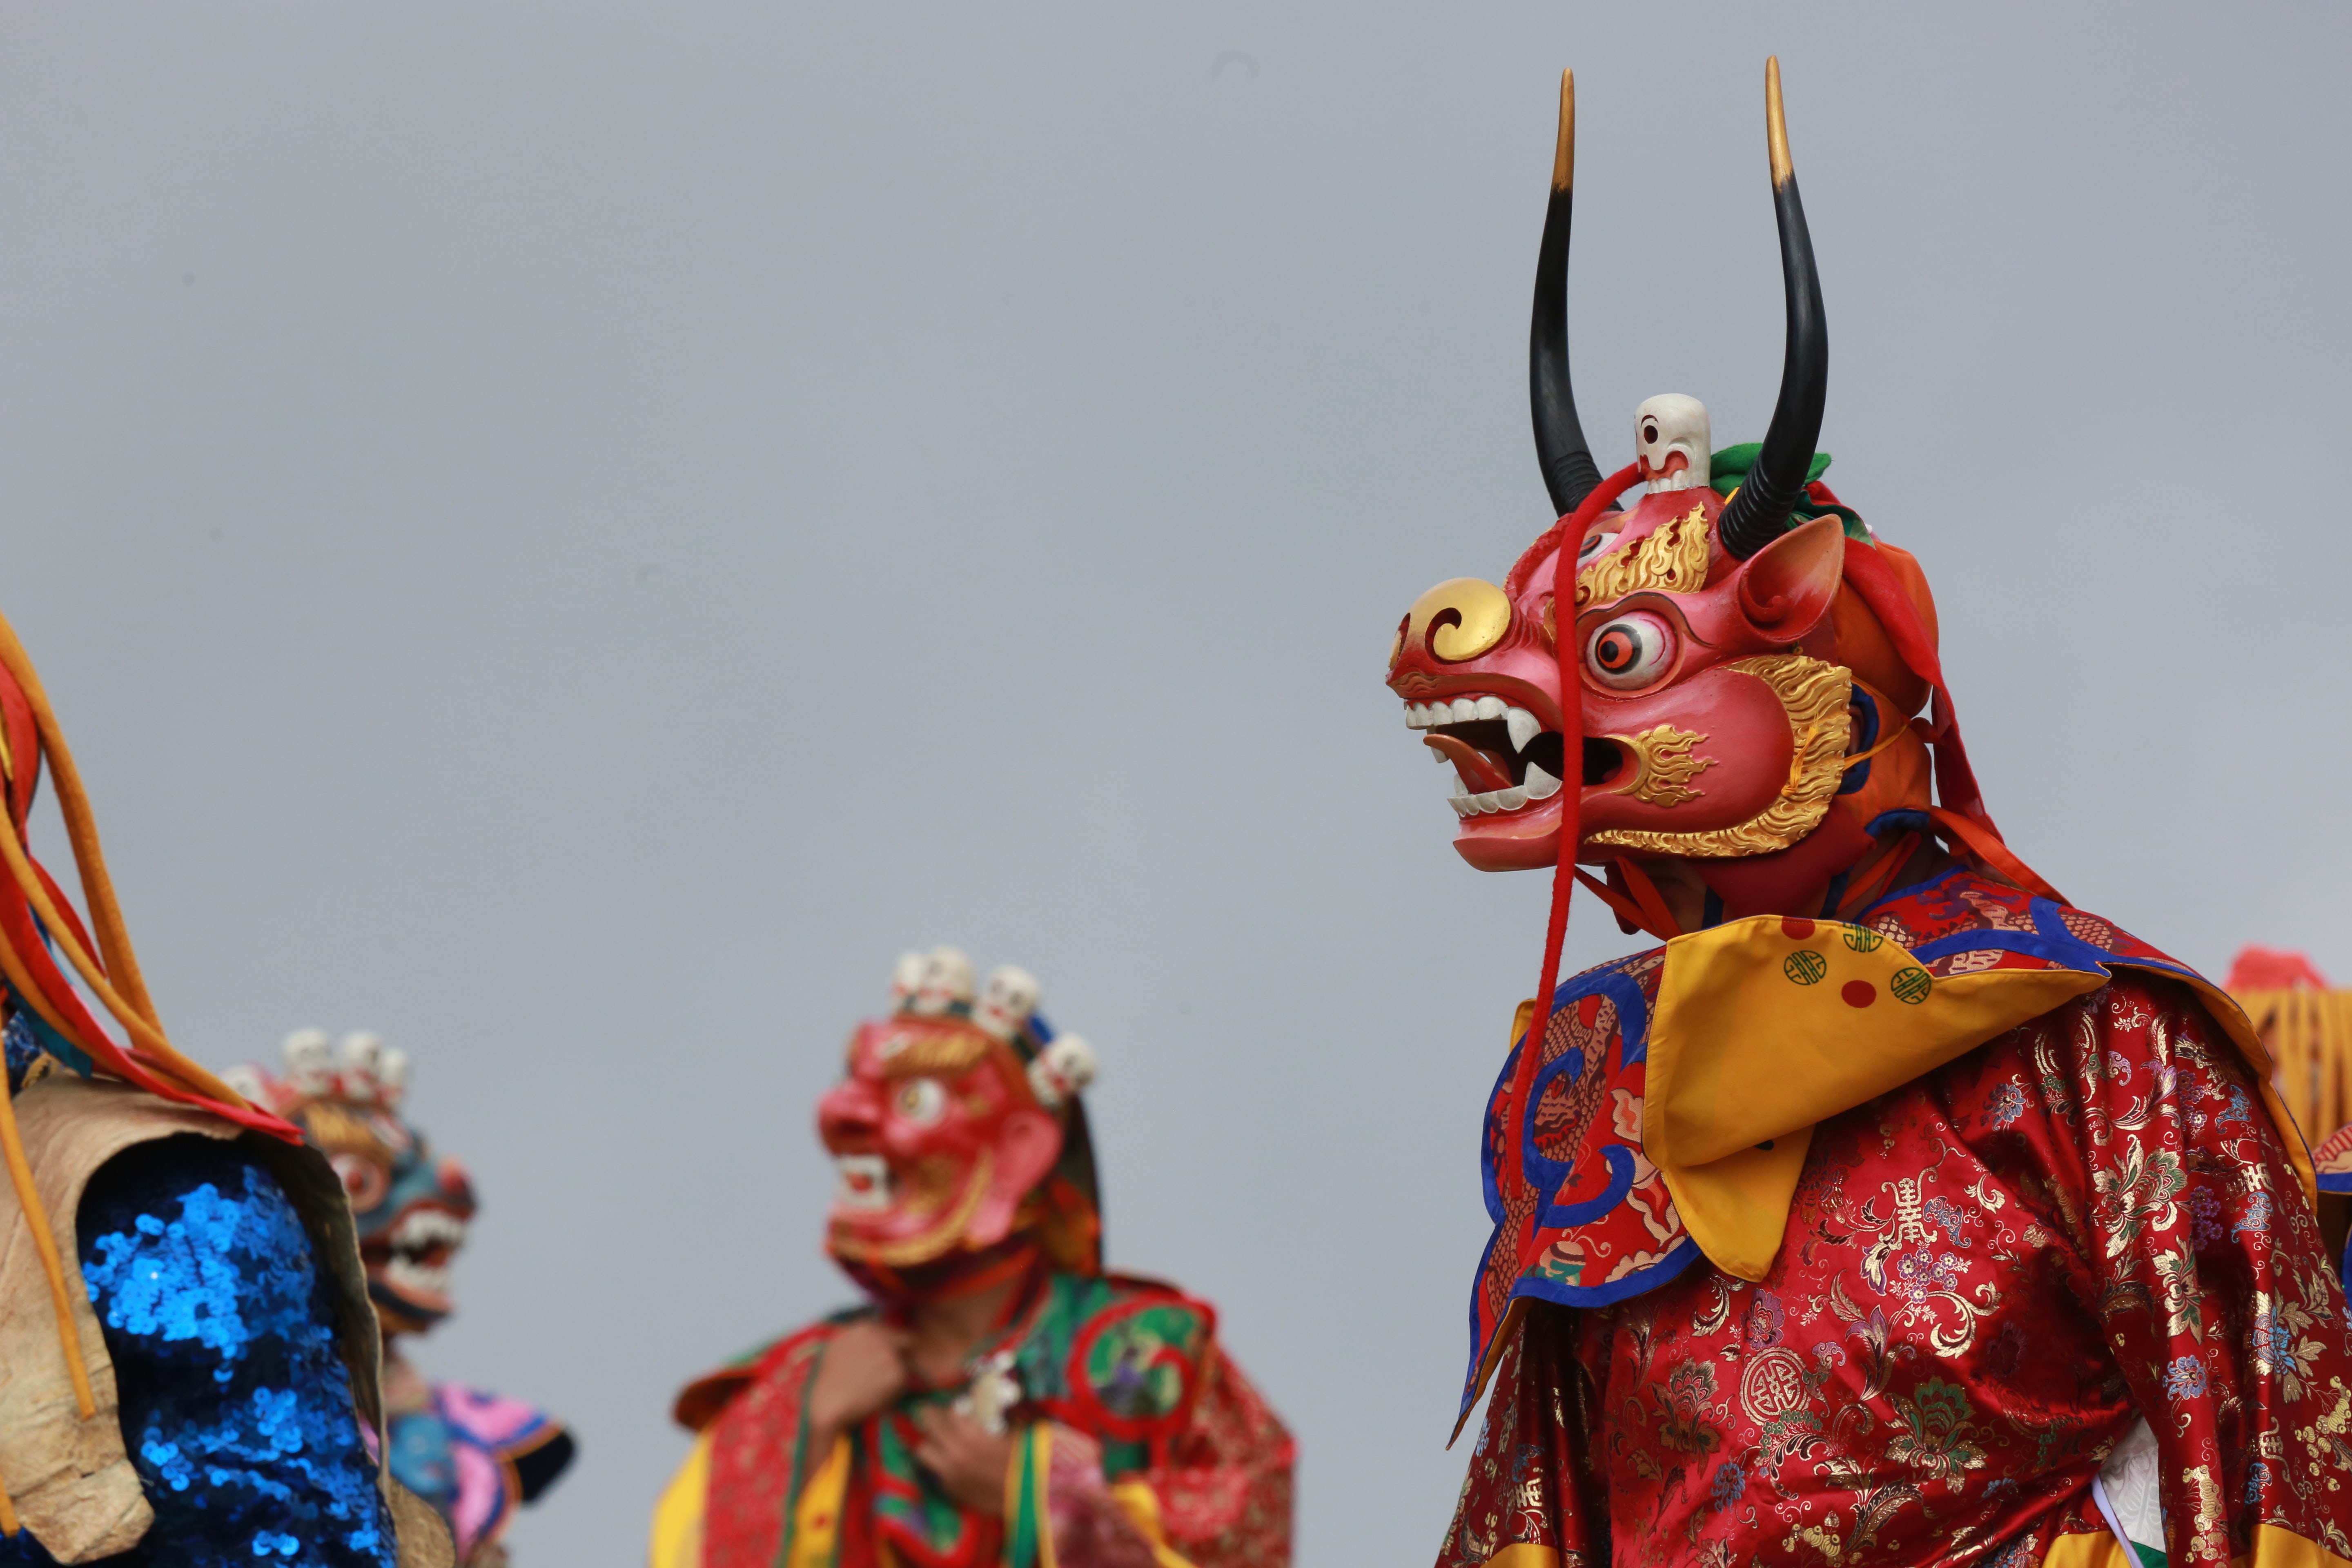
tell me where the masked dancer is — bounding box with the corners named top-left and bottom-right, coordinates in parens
top-left (650, 949), bottom-right (1292, 1568)
top-left (226, 1032), bottom-right (575, 1567)
top-left (1383, 61), bottom-right (2352, 1568)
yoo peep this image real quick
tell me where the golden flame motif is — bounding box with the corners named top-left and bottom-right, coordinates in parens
top-left (283, 1100), bottom-right (393, 1163)
top-left (1604, 724), bottom-right (1715, 808)
top-left (1574, 504), bottom-right (1712, 609)
top-left (870, 1026), bottom-right (995, 1079)
top-left (1588, 654), bottom-right (1852, 858)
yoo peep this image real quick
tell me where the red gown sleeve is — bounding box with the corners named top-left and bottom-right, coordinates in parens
top-left (2016, 977), bottom-right (2352, 1565)
top-left (1434, 1301), bottom-right (1608, 1568)
top-left (1112, 1346), bottom-right (1294, 1568)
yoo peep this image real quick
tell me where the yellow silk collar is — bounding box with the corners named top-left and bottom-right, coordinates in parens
top-left (1644, 914), bottom-right (2305, 1282)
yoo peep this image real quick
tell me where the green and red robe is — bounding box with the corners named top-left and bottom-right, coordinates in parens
top-left (655, 1271), bottom-right (1291, 1568)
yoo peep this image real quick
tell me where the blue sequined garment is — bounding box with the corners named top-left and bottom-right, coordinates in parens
top-left (0, 1135), bottom-right (396, 1567)
top-left (3, 1008), bottom-right (40, 1091)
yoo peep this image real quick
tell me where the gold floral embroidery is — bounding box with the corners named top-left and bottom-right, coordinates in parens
top-left (2152, 1244), bottom-right (2207, 1341)
top-left (1780, 1519), bottom-right (1846, 1563)
top-left (2092, 1136), bottom-right (2186, 1258)
top-left (2254, 1290), bottom-right (2330, 1403)
top-left (2184, 1464), bottom-right (2225, 1559)
top-left (1881, 1378), bottom-right (1986, 1481)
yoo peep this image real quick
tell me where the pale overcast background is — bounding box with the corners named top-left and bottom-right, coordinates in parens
top-left (0, 2), bottom-right (2343, 1562)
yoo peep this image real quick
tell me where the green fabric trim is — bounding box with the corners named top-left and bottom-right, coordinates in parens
top-left (1707, 443), bottom-right (1830, 490)
top-left (1005, 1425), bottom-right (1049, 1568)
top-left (2131, 1543), bottom-right (2167, 1568)
top-left (1706, 445), bottom-right (1871, 543)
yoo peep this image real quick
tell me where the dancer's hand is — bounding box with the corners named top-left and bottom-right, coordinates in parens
top-left (807, 1320), bottom-right (910, 1449)
top-left (911, 1405), bottom-right (1014, 1516)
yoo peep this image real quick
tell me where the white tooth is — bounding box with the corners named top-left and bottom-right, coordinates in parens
top-left (1450, 698), bottom-right (1479, 724)
top-left (1448, 795), bottom-right (1474, 817)
top-left (1407, 704), bottom-right (1428, 728)
top-left (1473, 791), bottom-right (1501, 813)
top-left (1505, 707), bottom-right (1540, 753)
top-left (1522, 761), bottom-right (1563, 800)
top-left (384, 1256), bottom-right (451, 1295)
top-left (1453, 770), bottom-right (1470, 792)
top-left (1432, 746), bottom-right (1450, 764)
top-left (1496, 786), bottom-right (1530, 811)
top-left (834, 1154), bottom-right (894, 1212)
top-left (1474, 695), bottom-right (1505, 720)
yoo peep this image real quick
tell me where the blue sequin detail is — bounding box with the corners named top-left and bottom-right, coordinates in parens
top-left (2, 1007), bottom-right (38, 1089)
top-left (85, 1181), bottom-right (321, 1381)
top-left (0, 1138), bottom-right (394, 1566)
top-left (2, 967), bottom-right (99, 1087)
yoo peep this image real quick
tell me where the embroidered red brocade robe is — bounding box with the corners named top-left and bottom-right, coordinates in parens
top-left (1440, 873), bottom-right (2352, 1568)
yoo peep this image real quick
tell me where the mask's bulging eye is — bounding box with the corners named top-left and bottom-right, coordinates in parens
top-left (331, 1152), bottom-right (390, 1212)
top-left (1587, 613), bottom-right (1677, 690)
top-left (893, 1076), bottom-right (948, 1127)
top-left (1577, 530), bottom-right (1621, 563)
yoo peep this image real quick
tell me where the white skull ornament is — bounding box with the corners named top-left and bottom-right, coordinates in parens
top-left (910, 947), bottom-right (976, 1016)
top-left (282, 1027), bottom-right (335, 1096)
top-left (375, 1045), bottom-right (412, 1108)
top-left (220, 1062), bottom-right (272, 1105)
top-left (888, 951), bottom-right (927, 1010)
top-left (1634, 394), bottom-right (1711, 493)
top-left (1027, 1033), bottom-right (1098, 1110)
top-left (337, 1031), bottom-right (385, 1103)
top-left (974, 965), bottom-right (1040, 1040)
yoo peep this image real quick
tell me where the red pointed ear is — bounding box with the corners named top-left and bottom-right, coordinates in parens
top-left (967, 1109), bottom-right (1063, 1249)
top-left (1734, 514), bottom-right (1845, 638)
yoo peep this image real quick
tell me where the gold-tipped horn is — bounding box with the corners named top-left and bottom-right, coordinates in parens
top-left (1552, 69), bottom-right (1575, 194)
top-left (1528, 68), bottom-right (1599, 517)
top-left (1717, 55), bottom-right (1829, 561)
top-left (1766, 56), bottom-right (1793, 189)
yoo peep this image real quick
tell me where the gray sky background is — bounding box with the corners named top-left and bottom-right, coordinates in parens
top-left (0, 3), bottom-right (2345, 1562)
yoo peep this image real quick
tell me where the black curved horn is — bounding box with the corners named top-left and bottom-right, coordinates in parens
top-left (1717, 57), bottom-right (1829, 561)
top-left (1530, 70), bottom-right (1601, 519)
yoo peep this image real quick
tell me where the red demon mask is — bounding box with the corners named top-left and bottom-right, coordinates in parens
top-left (1385, 64), bottom-right (2054, 1010)
top-left (817, 948), bottom-right (1102, 1283)
top-left (226, 1031), bottom-right (478, 1337)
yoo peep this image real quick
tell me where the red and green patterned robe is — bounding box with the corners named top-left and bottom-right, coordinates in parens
top-left (656, 1270), bottom-right (1292, 1568)
top-left (1441, 870), bottom-right (2352, 1568)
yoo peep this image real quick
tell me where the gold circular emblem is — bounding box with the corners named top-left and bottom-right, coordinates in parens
top-left (1739, 1346), bottom-right (1810, 1424)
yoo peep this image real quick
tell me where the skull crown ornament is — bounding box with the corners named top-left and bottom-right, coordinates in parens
top-left (1633, 395), bottom-right (1710, 494)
